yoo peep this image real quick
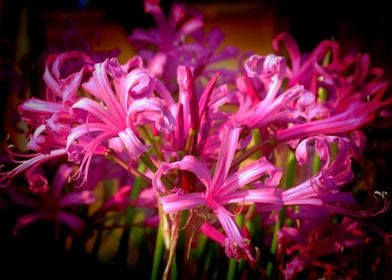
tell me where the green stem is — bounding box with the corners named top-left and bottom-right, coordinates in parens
top-left (163, 212), bottom-right (180, 280)
top-left (226, 259), bottom-right (237, 280)
top-left (231, 139), bottom-right (271, 170)
top-left (267, 150), bottom-right (296, 278)
top-left (140, 152), bottom-right (175, 188)
top-left (104, 149), bottom-right (151, 183)
top-left (131, 163), bottom-right (147, 200)
top-left (226, 213), bottom-right (245, 280)
top-left (140, 126), bottom-right (164, 161)
top-left (312, 154), bottom-right (321, 174)
top-left (170, 255), bottom-right (178, 280)
top-left (317, 50), bottom-right (331, 102)
top-left (185, 128), bottom-right (199, 156)
top-left (151, 219), bottom-right (165, 280)
top-left (140, 152), bottom-right (158, 173)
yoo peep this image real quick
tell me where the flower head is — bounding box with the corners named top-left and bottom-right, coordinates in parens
top-left (153, 126), bottom-right (283, 261)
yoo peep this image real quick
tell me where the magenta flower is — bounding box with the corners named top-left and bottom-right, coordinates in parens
top-left (66, 57), bottom-right (175, 184)
top-left (129, 0), bottom-right (238, 89)
top-left (153, 126), bottom-right (282, 261)
top-left (282, 135), bottom-right (389, 217)
top-left (100, 185), bottom-right (132, 213)
top-left (43, 51), bottom-right (94, 105)
top-left (271, 32), bottom-right (391, 143)
top-left (282, 135), bottom-right (355, 209)
top-left (276, 98), bottom-right (391, 142)
top-left (18, 99), bottom-right (71, 154)
top-left (279, 216), bottom-right (363, 279)
top-left (273, 32), bottom-right (339, 88)
top-left (1, 1), bottom-right (390, 277)
top-left (0, 148), bottom-right (67, 187)
top-left (235, 54), bottom-right (305, 131)
top-left (13, 164), bottom-right (95, 234)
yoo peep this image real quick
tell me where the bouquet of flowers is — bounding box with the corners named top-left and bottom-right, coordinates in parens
top-left (1, 1), bottom-right (391, 279)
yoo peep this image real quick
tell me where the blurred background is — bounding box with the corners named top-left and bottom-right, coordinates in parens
top-left (1, 1), bottom-right (391, 100)
top-left (1, 0), bottom-right (392, 138)
top-left (1, 0), bottom-right (391, 278)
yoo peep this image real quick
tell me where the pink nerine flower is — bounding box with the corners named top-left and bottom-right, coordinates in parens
top-left (13, 164), bottom-right (95, 234)
top-left (282, 135), bottom-right (389, 217)
top-left (153, 126), bottom-right (283, 261)
top-left (129, 0), bottom-right (238, 89)
top-left (67, 57), bottom-right (175, 184)
top-left (276, 98), bottom-right (391, 142)
top-left (272, 32), bottom-right (391, 143)
top-left (282, 135), bottom-right (355, 211)
top-left (279, 216), bottom-right (363, 279)
top-left (235, 54), bottom-right (304, 132)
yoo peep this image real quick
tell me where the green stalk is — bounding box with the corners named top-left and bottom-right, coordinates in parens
top-left (194, 233), bottom-right (208, 258)
top-left (115, 163), bottom-right (148, 267)
top-left (131, 163), bottom-right (147, 200)
top-left (204, 243), bottom-right (215, 278)
top-left (226, 259), bottom-right (237, 280)
top-left (151, 219), bottom-right (165, 280)
top-left (312, 154), bottom-right (321, 174)
top-left (185, 128), bottom-right (199, 156)
top-left (226, 213), bottom-right (245, 280)
top-left (140, 126), bottom-right (164, 161)
top-left (163, 212), bottom-right (180, 280)
top-left (170, 255), bottom-right (178, 280)
top-left (140, 152), bottom-right (158, 173)
top-left (231, 139), bottom-right (271, 170)
top-left (267, 150), bottom-right (296, 278)
top-left (317, 50), bottom-right (332, 102)
top-left (104, 149), bottom-right (151, 183)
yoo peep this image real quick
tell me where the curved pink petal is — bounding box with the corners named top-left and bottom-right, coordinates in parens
top-left (71, 98), bottom-right (119, 128)
top-left (200, 222), bottom-right (225, 246)
top-left (126, 97), bottom-right (175, 132)
top-left (153, 155), bottom-right (211, 193)
top-left (222, 157), bottom-right (282, 196)
top-left (83, 59), bottom-right (125, 122)
top-left (120, 68), bottom-right (155, 103)
top-left (207, 198), bottom-right (256, 261)
top-left (210, 127), bottom-right (241, 193)
top-left (220, 188), bottom-right (283, 207)
top-left (52, 164), bottom-right (74, 199)
top-left (1, 149), bottom-right (67, 186)
top-left (66, 123), bottom-right (115, 149)
top-left (60, 190), bottom-right (95, 208)
top-left (277, 100), bottom-right (391, 142)
top-left (159, 192), bottom-right (206, 213)
top-left (58, 211), bottom-right (86, 232)
top-left (273, 32), bottom-right (301, 75)
top-left (19, 98), bottom-right (65, 120)
top-left (15, 212), bottom-right (51, 232)
top-left (117, 128), bottom-right (146, 160)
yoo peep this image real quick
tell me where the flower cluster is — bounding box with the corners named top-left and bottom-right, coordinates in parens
top-left (1, 1), bottom-right (391, 279)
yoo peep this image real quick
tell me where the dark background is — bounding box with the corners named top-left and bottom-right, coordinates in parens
top-left (1, 0), bottom-right (391, 278)
top-left (1, 0), bottom-right (391, 65)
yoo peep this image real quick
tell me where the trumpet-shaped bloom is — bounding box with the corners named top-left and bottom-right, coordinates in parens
top-left (129, 0), bottom-right (238, 90)
top-left (279, 216), bottom-right (363, 279)
top-left (282, 136), bottom-right (355, 209)
top-left (276, 99), bottom-right (391, 142)
top-left (272, 32), bottom-right (391, 144)
top-left (283, 135), bottom-right (389, 217)
top-left (13, 164), bottom-right (95, 234)
top-left (235, 54), bottom-right (305, 131)
top-left (66, 57), bottom-right (175, 184)
top-left (153, 126), bottom-right (283, 261)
